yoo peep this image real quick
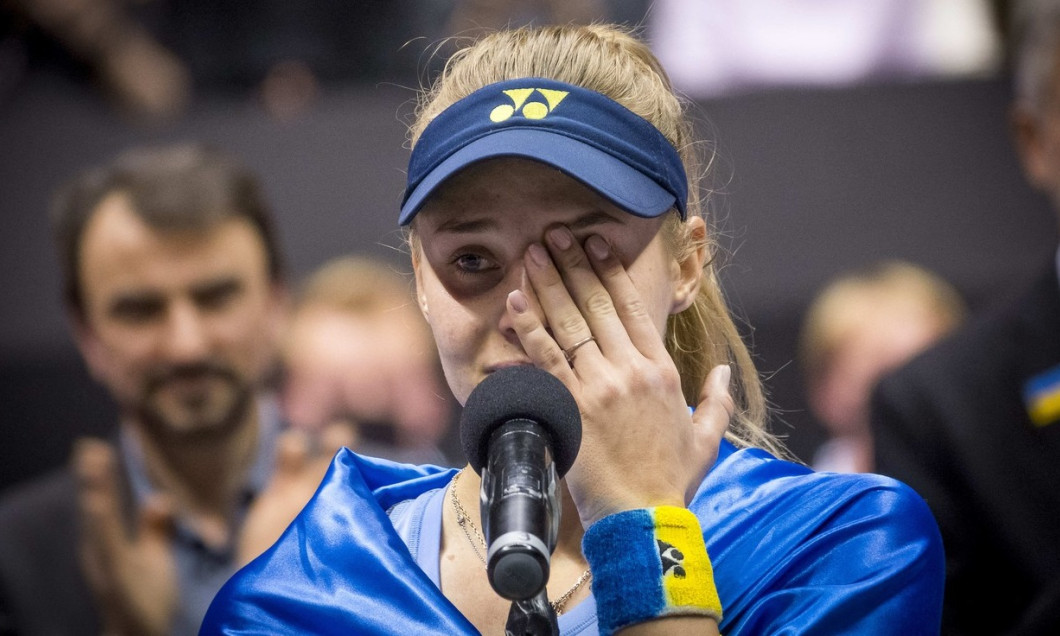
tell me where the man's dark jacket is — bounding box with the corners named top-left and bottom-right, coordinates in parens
top-left (872, 260), bottom-right (1060, 635)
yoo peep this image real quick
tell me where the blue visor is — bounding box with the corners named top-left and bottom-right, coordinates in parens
top-left (400, 78), bottom-right (688, 225)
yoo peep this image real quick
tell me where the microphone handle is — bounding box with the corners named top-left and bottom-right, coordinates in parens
top-left (482, 420), bottom-right (560, 601)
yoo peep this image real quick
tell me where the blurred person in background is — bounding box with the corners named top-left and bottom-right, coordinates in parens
top-left (871, 0), bottom-right (1060, 632)
top-left (798, 260), bottom-right (966, 473)
top-left (2, 0), bottom-right (442, 122)
top-left (0, 143), bottom-right (290, 635)
top-left (5, 0), bottom-right (192, 121)
top-left (280, 255), bottom-right (455, 465)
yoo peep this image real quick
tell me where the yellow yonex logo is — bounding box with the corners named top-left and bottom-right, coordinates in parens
top-left (490, 88), bottom-right (569, 122)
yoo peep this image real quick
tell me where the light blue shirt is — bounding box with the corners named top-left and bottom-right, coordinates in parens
top-left (387, 485), bottom-right (600, 634)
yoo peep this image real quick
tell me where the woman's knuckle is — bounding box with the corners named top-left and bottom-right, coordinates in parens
top-left (557, 312), bottom-right (584, 334)
top-left (619, 296), bottom-right (649, 319)
top-left (584, 290), bottom-right (615, 317)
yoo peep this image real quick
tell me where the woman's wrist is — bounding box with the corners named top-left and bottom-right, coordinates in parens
top-left (582, 506), bottom-right (722, 635)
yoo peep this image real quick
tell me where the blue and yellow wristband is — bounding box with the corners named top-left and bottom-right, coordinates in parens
top-left (582, 506), bottom-right (722, 634)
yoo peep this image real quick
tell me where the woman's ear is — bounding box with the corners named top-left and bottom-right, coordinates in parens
top-left (410, 248), bottom-right (430, 322)
top-left (670, 216), bottom-right (707, 315)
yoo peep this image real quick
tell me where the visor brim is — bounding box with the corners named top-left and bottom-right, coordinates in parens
top-left (400, 129), bottom-right (678, 225)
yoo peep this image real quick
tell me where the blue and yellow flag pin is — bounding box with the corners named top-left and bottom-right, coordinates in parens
top-left (1023, 364), bottom-right (1060, 427)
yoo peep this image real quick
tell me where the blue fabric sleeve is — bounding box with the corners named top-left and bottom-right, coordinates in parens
top-left (701, 445), bottom-right (944, 635)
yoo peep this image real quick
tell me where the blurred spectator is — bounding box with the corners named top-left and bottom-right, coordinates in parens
top-left (3, 0), bottom-right (448, 122)
top-left (281, 255), bottom-right (456, 465)
top-left (799, 261), bottom-right (966, 473)
top-left (648, 0), bottom-right (1003, 98)
top-left (7, 0), bottom-right (192, 121)
top-left (870, 0), bottom-right (1060, 631)
top-left (0, 143), bottom-right (291, 635)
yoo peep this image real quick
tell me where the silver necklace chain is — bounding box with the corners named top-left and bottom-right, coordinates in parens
top-left (449, 469), bottom-right (592, 615)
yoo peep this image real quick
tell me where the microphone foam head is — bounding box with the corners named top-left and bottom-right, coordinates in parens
top-left (460, 366), bottom-right (582, 477)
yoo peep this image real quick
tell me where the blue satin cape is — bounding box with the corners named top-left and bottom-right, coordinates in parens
top-left (201, 441), bottom-right (944, 634)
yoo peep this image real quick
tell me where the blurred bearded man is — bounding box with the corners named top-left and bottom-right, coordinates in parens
top-left (0, 143), bottom-right (290, 635)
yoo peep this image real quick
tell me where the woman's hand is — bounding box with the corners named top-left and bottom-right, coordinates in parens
top-left (506, 225), bottom-right (732, 529)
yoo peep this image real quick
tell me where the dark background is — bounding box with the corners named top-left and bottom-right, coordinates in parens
top-left (1, 36), bottom-right (1056, 492)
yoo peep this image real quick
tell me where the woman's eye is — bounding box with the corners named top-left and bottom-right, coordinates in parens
top-left (454, 252), bottom-right (495, 274)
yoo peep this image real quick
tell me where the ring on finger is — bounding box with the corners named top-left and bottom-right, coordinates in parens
top-left (563, 336), bottom-right (597, 366)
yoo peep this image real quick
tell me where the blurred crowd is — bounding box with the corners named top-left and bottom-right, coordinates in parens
top-left (2, 0), bottom-right (1006, 123)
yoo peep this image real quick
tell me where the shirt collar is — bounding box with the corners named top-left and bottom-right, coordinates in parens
top-left (119, 394), bottom-right (283, 535)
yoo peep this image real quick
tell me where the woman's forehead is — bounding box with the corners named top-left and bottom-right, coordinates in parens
top-left (415, 158), bottom-right (632, 230)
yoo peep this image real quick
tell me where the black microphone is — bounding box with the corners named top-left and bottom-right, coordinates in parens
top-left (460, 365), bottom-right (582, 602)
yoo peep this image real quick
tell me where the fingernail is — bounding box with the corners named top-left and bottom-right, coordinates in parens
top-left (527, 243), bottom-right (549, 267)
top-left (548, 226), bottom-right (573, 250)
top-left (508, 290), bottom-right (529, 313)
top-left (714, 364), bottom-right (732, 392)
top-left (586, 235), bottom-right (610, 260)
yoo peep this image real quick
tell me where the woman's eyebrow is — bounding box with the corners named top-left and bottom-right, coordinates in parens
top-left (569, 210), bottom-right (624, 231)
top-left (433, 217), bottom-right (497, 234)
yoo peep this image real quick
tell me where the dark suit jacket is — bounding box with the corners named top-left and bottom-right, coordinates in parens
top-left (871, 259), bottom-right (1060, 635)
top-left (0, 469), bottom-right (101, 636)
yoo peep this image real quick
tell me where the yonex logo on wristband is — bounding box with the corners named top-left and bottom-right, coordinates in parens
top-left (490, 88), bottom-right (570, 122)
top-left (658, 540), bottom-right (686, 578)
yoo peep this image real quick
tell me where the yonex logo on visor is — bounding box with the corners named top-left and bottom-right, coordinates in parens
top-left (399, 77), bottom-right (688, 226)
top-left (490, 88), bottom-right (569, 122)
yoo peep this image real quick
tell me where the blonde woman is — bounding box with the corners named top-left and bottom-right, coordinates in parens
top-left (204, 25), bottom-right (943, 635)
